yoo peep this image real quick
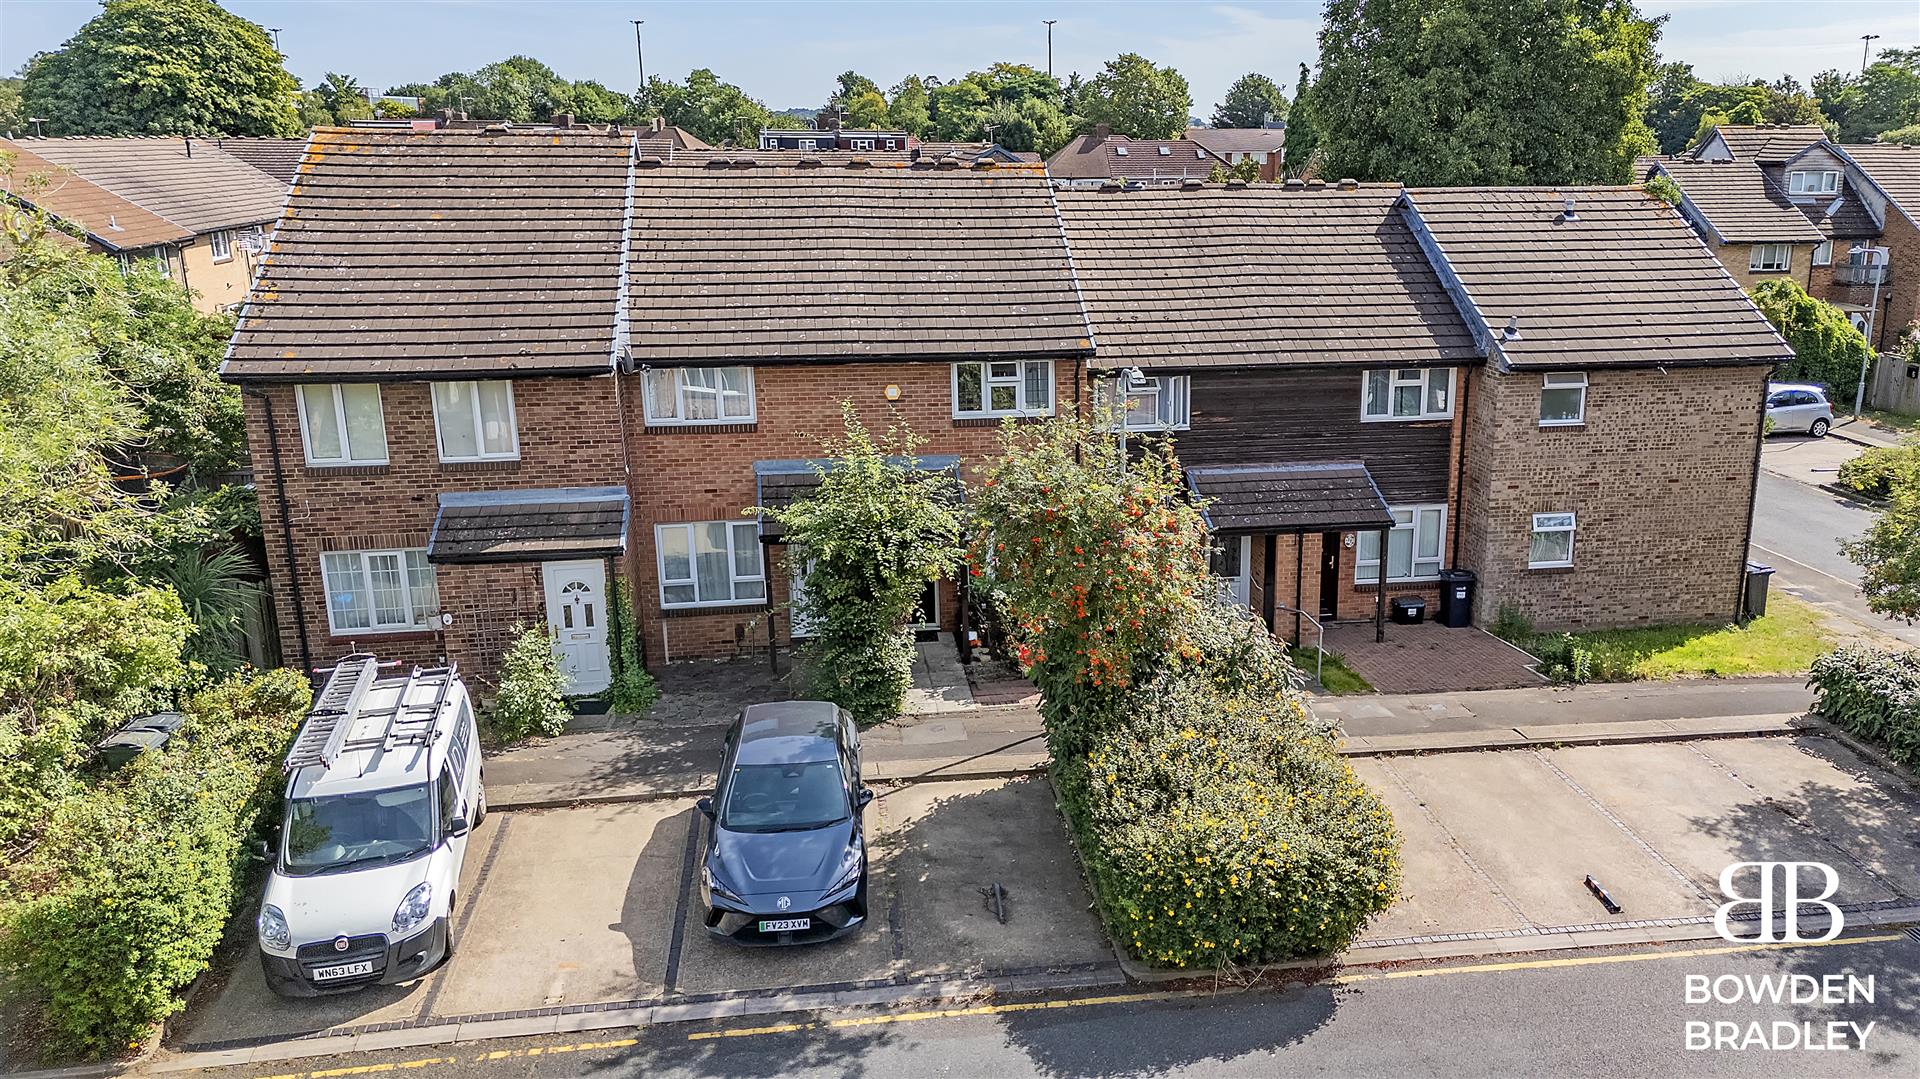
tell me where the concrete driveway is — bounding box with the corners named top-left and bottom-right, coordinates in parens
top-left (175, 776), bottom-right (1114, 1052)
top-left (1355, 733), bottom-right (1920, 949)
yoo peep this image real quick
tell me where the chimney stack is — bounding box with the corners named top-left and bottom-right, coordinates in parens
top-left (1093, 123), bottom-right (1112, 140)
top-left (551, 112), bottom-right (576, 127)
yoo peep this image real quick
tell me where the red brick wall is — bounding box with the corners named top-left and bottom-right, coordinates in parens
top-left (245, 375), bottom-right (629, 687)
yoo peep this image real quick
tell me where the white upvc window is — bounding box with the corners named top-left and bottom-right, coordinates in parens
top-left (431, 380), bottom-right (519, 462)
top-left (656, 522), bottom-right (766, 608)
top-left (799, 138), bottom-right (818, 151)
top-left (320, 548), bottom-right (439, 633)
top-left (1749, 244), bottom-right (1791, 272)
top-left (643, 366), bottom-right (755, 425)
top-left (1362, 367), bottom-right (1454, 421)
top-left (1788, 170), bottom-right (1840, 196)
top-left (953, 360), bottom-right (1054, 418)
top-left (1529, 512), bottom-right (1577, 569)
top-left (851, 138), bottom-right (874, 150)
top-left (208, 228), bottom-right (233, 263)
top-left (1355, 505), bottom-right (1446, 583)
top-left (1539, 371), bottom-right (1588, 426)
top-left (296, 384), bottom-right (388, 465)
top-left (1102, 374), bottom-right (1191, 431)
top-left (884, 139), bottom-right (898, 151)
top-left (1812, 240), bottom-right (1833, 266)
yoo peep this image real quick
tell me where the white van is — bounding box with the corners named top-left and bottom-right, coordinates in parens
top-left (257, 655), bottom-right (484, 996)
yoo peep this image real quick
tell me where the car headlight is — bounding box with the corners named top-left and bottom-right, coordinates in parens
top-left (392, 882), bottom-right (433, 935)
top-left (702, 864), bottom-right (742, 903)
top-left (828, 843), bottom-right (864, 894)
top-left (258, 904), bottom-right (292, 951)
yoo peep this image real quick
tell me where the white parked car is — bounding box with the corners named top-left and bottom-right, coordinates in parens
top-left (1765, 383), bottom-right (1834, 437)
top-left (257, 655), bottom-right (483, 996)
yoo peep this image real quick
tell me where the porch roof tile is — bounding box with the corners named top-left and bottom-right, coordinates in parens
top-left (1187, 462), bottom-right (1395, 534)
top-left (427, 487), bottom-right (629, 564)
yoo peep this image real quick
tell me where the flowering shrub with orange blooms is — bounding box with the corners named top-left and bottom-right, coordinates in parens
top-left (967, 414), bottom-right (1213, 763)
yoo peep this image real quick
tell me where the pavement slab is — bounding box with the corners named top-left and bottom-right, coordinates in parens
top-left (1348, 759), bottom-right (1533, 942)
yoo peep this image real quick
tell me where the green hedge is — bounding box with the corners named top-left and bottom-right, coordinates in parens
top-left (1835, 444), bottom-right (1919, 501)
top-left (0, 668), bottom-right (307, 1058)
top-left (485, 623), bottom-right (571, 742)
top-left (1808, 645), bottom-right (1920, 767)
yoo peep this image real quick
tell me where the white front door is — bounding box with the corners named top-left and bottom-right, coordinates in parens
top-left (542, 560), bottom-right (611, 695)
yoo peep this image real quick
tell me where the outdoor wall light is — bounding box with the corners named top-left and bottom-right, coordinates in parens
top-left (884, 384), bottom-right (901, 401)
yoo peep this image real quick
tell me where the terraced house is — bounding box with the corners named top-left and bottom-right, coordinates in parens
top-left (225, 128), bottom-right (1787, 692)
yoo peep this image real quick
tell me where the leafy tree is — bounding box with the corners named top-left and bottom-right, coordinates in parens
top-left (1749, 278), bottom-right (1869, 402)
top-left (1212, 72), bottom-right (1288, 128)
top-left (637, 69), bottom-right (776, 146)
top-left (0, 78), bottom-right (24, 135)
top-left (1208, 157), bottom-right (1263, 183)
top-left (1313, 0), bottom-right (1659, 185)
top-left (1078, 53), bottom-right (1192, 139)
top-left (1284, 62), bottom-right (1321, 172)
top-left (981, 96), bottom-right (1071, 155)
top-left (830, 71), bottom-right (881, 108)
top-left (930, 79), bottom-right (992, 139)
top-left (19, 0), bottom-right (300, 136)
top-left (305, 72), bottom-right (373, 126)
top-left (486, 623), bottom-right (571, 740)
top-left (373, 98), bottom-right (418, 120)
top-left (1882, 123), bottom-right (1920, 146)
top-left (1846, 461), bottom-right (1920, 622)
top-left (552, 79), bottom-right (631, 123)
top-left (843, 90), bottom-right (890, 130)
top-left (766, 409), bottom-right (962, 725)
top-left (924, 64), bottom-right (1069, 148)
top-left (1651, 72), bottom-right (1830, 155)
top-left (156, 545), bottom-right (259, 671)
top-left (974, 62), bottom-right (1062, 107)
top-left (887, 75), bottom-right (933, 136)
top-left (1816, 49), bottom-right (1920, 142)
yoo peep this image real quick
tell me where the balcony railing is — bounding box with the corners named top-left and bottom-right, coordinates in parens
top-left (1835, 261), bottom-right (1891, 285)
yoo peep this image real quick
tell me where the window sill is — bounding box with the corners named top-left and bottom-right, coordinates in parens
top-left (644, 422), bottom-right (759, 435)
top-left (439, 459), bottom-right (521, 472)
top-left (1526, 564), bottom-right (1576, 574)
top-left (1538, 421), bottom-right (1586, 430)
top-left (305, 463), bottom-right (390, 476)
top-left (660, 602), bottom-right (769, 619)
top-left (952, 415), bottom-right (1049, 428)
top-left (327, 627), bottom-right (436, 640)
top-left (1359, 415), bottom-right (1454, 424)
top-left (1352, 579), bottom-right (1442, 592)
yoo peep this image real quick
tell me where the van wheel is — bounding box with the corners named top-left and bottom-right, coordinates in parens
top-left (1810, 418), bottom-right (1831, 438)
top-left (443, 897), bottom-right (457, 962)
top-left (473, 787), bottom-right (487, 827)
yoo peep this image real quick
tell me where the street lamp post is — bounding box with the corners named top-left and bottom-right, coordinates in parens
top-left (633, 20), bottom-right (646, 94)
top-left (268, 27), bottom-right (282, 53)
top-left (1044, 20), bottom-right (1057, 78)
top-left (1861, 34), bottom-right (1880, 73)
top-left (1854, 245), bottom-right (1890, 419)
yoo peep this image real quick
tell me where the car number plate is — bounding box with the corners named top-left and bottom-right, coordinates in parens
top-left (311, 959), bottom-right (375, 981)
top-left (758, 918), bottom-right (810, 933)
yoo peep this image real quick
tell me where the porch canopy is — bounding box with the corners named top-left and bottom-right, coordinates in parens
top-left (753, 456), bottom-right (962, 541)
top-left (1186, 462), bottom-right (1395, 535)
top-left (428, 487), bottom-right (630, 564)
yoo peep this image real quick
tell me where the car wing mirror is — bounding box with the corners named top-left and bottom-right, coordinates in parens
top-left (252, 839), bottom-right (272, 859)
top-left (696, 797), bottom-right (715, 819)
top-left (448, 816), bottom-right (470, 838)
top-left (856, 788), bottom-right (874, 809)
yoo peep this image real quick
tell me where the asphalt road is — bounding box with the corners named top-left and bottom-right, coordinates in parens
top-left (172, 932), bottom-right (1919, 1079)
top-left (1748, 458), bottom-right (1920, 646)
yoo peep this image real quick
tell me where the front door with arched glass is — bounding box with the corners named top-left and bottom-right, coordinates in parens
top-left (542, 560), bottom-right (612, 695)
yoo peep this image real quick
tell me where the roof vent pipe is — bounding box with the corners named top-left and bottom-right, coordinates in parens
top-left (1502, 316), bottom-right (1522, 341)
top-left (1561, 194), bottom-right (1578, 221)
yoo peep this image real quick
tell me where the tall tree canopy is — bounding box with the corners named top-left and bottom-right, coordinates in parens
top-left (1077, 53), bottom-right (1192, 139)
top-left (20, 0), bottom-right (300, 136)
top-left (1645, 62), bottom-right (1828, 154)
top-left (886, 75), bottom-right (935, 136)
top-left (405, 56), bottom-right (628, 124)
top-left (1284, 63), bottom-right (1321, 173)
top-left (1312, 0), bottom-right (1660, 185)
top-left (298, 72), bottom-right (373, 128)
top-left (927, 64), bottom-right (1070, 153)
top-left (1211, 73), bottom-right (1288, 128)
top-left (638, 69), bottom-right (777, 146)
top-left (1816, 49), bottom-right (1920, 143)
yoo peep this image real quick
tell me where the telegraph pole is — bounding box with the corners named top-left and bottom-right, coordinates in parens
top-left (1044, 20), bottom-right (1057, 77)
top-left (1862, 33), bottom-right (1880, 73)
top-left (633, 20), bottom-right (647, 93)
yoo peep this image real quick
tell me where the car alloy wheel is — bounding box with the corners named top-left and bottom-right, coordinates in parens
top-left (1810, 418), bottom-right (1830, 438)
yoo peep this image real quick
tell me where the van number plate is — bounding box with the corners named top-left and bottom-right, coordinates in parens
top-left (311, 960), bottom-right (375, 982)
top-left (759, 918), bottom-right (810, 933)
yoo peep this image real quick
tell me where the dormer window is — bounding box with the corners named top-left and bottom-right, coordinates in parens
top-left (1787, 170), bottom-right (1839, 196)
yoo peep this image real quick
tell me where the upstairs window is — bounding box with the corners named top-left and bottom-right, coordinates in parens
top-left (321, 548), bottom-right (438, 632)
top-left (1362, 368), bottom-right (1453, 421)
top-left (1102, 374), bottom-right (1191, 431)
top-left (953, 360), bottom-right (1054, 418)
top-left (1787, 170), bottom-right (1840, 196)
top-left (297, 384), bottom-right (388, 465)
top-left (1356, 505), bottom-right (1446, 583)
top-left (1539, 371), bottom-right (1588, 426)
top-left (1813, 240), bottom-right (1833, 266)
top-left (431, 381), bottom-right (518, 461)
top-left (656, 522), bottom-right (765, 608)
top-left (644, 367), bottom-right (755, 425)
top-left (1749, 244), bottom-right (1791, 272)
top-left (208, 229), bottom-right (233, 263)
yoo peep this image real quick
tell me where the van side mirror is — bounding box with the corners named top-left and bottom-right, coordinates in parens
top-left (856, 788), bottom-right (874, 809)
top-left (448, 816), bottom-right (470, 838)
top-left (253, 839), bottom-right (272, 860)
top-left (696, 797), bottom-right (715, 819)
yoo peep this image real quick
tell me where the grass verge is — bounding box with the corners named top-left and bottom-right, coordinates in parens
top-left (1289, 647), bottom-right (1374, 695)
top-left (1515, 593), bottom-right (1833, 682)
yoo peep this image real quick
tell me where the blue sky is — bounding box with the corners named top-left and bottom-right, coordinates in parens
top-left (1, 1), bottom-right (1915, 115)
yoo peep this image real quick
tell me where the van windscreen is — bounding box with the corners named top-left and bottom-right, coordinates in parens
top-left (283, 785), bottom-right (433, 875)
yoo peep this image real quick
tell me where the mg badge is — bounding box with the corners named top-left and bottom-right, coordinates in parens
top-left (776, 896), bottom-right (792, 910)
top-left (332, 935), bottom-right (350, 952)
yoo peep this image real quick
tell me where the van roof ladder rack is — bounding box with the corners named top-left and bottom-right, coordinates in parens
top-left (285, 654), bottom-right (381, 772)
top-left (341, 662), bottom-right (459, 776)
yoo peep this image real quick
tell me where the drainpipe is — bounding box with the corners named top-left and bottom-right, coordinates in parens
top-left (1450, 367), bottom-right (1472, 569)
top-left (1737, 369), bottom-right (1769, 619)
top-left (1375, 527), bottom-right (1388, 643)
top-left (243, 387), bottom-right (312, 673)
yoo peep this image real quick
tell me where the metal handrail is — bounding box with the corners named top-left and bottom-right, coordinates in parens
top-left (1274, 604), bottom-right (1327, 686)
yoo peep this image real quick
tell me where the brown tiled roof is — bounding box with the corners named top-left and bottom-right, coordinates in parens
top-left (1829, 143), bottom-right (1920, 228)
top-left (223, 128), bottom-right (631, 382)
top-left (1646, 160), bottom-right (1825, 243)
top-left (1698, 124), bottom-right (1827, 164)
top-left (1055, 184), bottom-right (1479, 369)
top-left (215, 137), bottom-right (309, 184)
top-left (625, 163), bottom-right (1092, 363)
top-left (1763, 162), bottom-right (1882, 239)
top-left (428, 488), bottom-right (629, 563)
top-left (1182, 128), bottom-right (1286, 155)
top-left (1187, 462), bottom-right (1394, 534)
top-left (0, 141), bottom-right (192, 250)
top-left (1402, 187), bottom-right (1790, 369)
top-left (18, 136), bottom-right (286, 232)
top-left (1047, 134), bottom-right (1218, 180)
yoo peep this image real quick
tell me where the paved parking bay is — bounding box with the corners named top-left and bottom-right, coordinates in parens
top-left (1354, 734), bottom-right (1920, 946)
top-left (177, 777), bottom-right (1114, 1050)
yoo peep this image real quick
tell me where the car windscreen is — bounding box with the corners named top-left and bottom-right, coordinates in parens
top-left (720, 761), bottom-right (849, 832)
top-left (283, 785), bottom-right (434, 875)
